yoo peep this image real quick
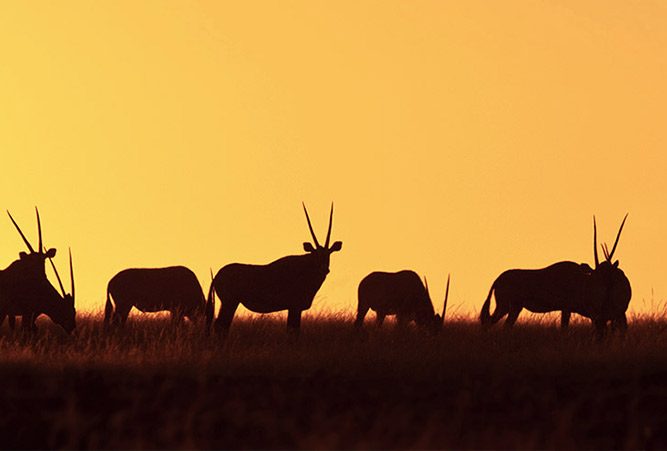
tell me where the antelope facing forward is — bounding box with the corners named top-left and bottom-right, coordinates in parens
top-left (206, 203), bottom-right (342, 336)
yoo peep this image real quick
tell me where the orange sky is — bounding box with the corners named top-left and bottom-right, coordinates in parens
top-left (1, 1), bottom-right (666, 317)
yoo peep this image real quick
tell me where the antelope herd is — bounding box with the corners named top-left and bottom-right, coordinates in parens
top-left (0, 205), bottom-right (631, 339)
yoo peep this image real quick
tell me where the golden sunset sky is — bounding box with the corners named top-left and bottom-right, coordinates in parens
top-left (1, 1), bottom-right (665, 317)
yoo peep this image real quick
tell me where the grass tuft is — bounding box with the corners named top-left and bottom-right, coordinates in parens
top-left (1, 314), bottom-right (667, 449)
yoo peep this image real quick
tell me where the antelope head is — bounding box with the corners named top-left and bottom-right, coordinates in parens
top-left (593, 214), bottom-right (628, 270)
top-left (302, 203), bottom-right (343, 276)
top-left (7, 207), bottom-right (56, 275)
top-left (592, 214), bottom-right (631, 320)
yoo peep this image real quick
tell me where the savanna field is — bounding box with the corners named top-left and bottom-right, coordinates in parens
top-left (3, 313), bottom-right (667, 449)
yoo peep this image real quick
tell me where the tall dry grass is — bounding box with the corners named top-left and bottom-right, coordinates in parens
top-left (1, 313), bottom-right (667, 449)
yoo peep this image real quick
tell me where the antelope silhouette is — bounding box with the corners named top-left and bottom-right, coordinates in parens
top-left (355, 271), bottom-right (450, 332)
top-left (0, 208), bottom-right (75, 333)
top-left (206, 203), bottom-right (342, 336)
top-left (480, 215), bottom-right (631, 337)
top-left (104, 266), bottom-right (207, 327)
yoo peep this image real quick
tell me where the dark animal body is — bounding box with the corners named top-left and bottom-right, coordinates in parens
top-left (105, 266), bottom-right (206, 326)
top-left (480, 215), bottom-right (631, 336)
top-left (355, 270), bottom-right (449, 331)
top-left (0, 209), bottom-right (76, 333)
top-left (207, 203), bottom-right (342, 336)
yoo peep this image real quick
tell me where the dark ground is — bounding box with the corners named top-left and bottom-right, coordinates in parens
top-left (2, 315), bottom-right (667, 449)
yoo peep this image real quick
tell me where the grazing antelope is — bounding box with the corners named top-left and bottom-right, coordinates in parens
top-left (206, 203), bottom-right (342, 336)
top-left (0, 208), bottom-right (76, 333)
top-left (480, 215), bottom-right (631, 337)
top-left (355, 271), bottom-right (450, 332)
top-left (104, 266), bottom-right (206, 327)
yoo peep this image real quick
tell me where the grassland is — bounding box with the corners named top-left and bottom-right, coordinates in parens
top-left (2, 313), bottom-right (667, 449)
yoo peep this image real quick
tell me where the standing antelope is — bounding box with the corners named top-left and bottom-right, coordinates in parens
top-left (104, 266), bottom-right (207, 327)
top-left (480, 215), bottom-right (631, 337)
top-left (0, 208), bottom-right (76, 333)
top-left (206, 203), bottom-right (342, 336)
top-left (355, 271), bottom-right (450, 332)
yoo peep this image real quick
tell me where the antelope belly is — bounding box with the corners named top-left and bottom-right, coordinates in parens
top-left (241, 295), bottom-right (314, 313)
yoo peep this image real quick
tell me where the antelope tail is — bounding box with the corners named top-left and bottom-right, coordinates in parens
top-left (205, 281), bottom-right (215, 336)
top-left (479, 283), bottom-right (495, 326)
top-left (104, 288), bottom-right (113, 327)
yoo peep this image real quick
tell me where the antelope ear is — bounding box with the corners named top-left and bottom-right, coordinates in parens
top-left (613, 260), bottom-right (619, 268)
top-left (303, 242), bottom-right (316, 252)
top-left (45, 248), bottom-right (56, 258)
top-left (19, 251), bottom-right (28, 259)
top-left (329, 241), bottom-right (342, 252)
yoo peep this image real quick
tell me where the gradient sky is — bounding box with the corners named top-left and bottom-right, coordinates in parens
top-left (1, 1), bottom-right (666, 317)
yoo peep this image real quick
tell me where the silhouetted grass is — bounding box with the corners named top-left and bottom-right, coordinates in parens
top-left (2, 313), bottom-right (667, 449)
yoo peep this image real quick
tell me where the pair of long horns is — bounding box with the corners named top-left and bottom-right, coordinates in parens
top-left (48, 247), bottom-right (75, 300)
top-left (7, 207), bottom-right (43, 254)
top-left (302, 203), bottom-right (334, 248)
top-left (593, 214), bottom-right (628, 267)
top-left (7, 208), bottom-right (74, 300)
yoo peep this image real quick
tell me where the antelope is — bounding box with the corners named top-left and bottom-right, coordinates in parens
top-left (480, 215), bottom-right (631, 337)
top-left (206, 203), bottom-right (342, 336)
top-left (104, 266), bottom-right (207, 327)
top-left (355, 271), bottom-right (450, 332)
top-left (0, 208), bottom-right (76, 333)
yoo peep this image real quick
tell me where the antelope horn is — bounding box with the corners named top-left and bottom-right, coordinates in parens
top-left (69, 248), bottom-right (74, 302)
top-left (48, 258), bottom-right (66, 297)
top-left (324, 203), bottom-right (334, 248)
top-left (442, 274), bottom-right (450, 326)
top-left (302, 202), bottom-right (320, 248)
top-left (602, 243), bottom-right (610, 261)
top-left (46, 243), bottom-right (66, 297)
top-left (593, 215), bottom-right (599, 268)
top-left (36, 207), bottom-right (42, 254)
top-left (607, 213), bottom-right (628, 261)
top-left (7, 210), bottom-right (35, 253)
